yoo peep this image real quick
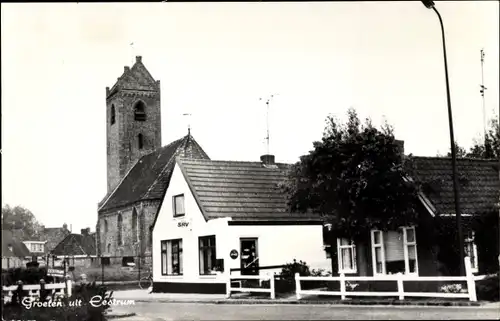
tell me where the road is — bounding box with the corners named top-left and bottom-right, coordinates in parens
top-left (113, 302), bottom-right (500, 320)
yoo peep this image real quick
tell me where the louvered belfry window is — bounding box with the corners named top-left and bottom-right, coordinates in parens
top-left (134, 101), bottom-right (146, 121)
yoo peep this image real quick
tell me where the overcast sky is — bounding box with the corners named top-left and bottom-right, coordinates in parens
top-left (1, 2), bottom-right (499, 233)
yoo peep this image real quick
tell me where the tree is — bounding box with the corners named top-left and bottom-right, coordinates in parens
top-left (467, 118), bottom-right (499, 159)
top-left (283, 108), bottom-right (421, 238)
top-left (1, 204), bottom-right (42, 239)
top-left (445, 117), bottom-right (499, 159)
top-left (445, 141), bottom-right (468, 158)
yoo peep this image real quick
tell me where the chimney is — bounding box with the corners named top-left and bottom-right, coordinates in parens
top-left (260, 154), bottom-right (275, 166)
top-left (395, 140), bottom-right (405, 157)
top-left (136, 56), bottom-right (142, 63)
top-left (63, 223), bottom-right (68, 231)
top-left (81, 228), bottom-right (90, 236)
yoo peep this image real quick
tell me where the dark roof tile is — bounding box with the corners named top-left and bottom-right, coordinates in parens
top-left (177, 158), bottom-right (320, 222)
top-left (411, 157), bottom-right (500, 215)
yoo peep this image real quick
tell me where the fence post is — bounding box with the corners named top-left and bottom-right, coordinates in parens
top-left (396, 273), bottom-right (404, 300)
top-left (464, 256), bottom-right (477, 302)
top-left (66, 278), bottom-right (72, 298)
top-left (295, 273), bottom-right (302, 300)
top-left (225, 275), bottom-right (231, 299)
top-left (269, 273), bottom-right (275, 300)
top-left (40, 279), bottom-right (46, 301)
top-left (340, 273), bottom-right (346, 300)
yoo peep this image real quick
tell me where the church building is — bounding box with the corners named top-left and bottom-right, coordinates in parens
top-left (96, 56), bottom-right (209, 265)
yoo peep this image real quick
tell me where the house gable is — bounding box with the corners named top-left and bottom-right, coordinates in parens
top-left (153, 162), bottom-right (208, 236)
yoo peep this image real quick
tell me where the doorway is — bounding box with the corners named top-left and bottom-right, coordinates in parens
top-left (240, 238), bottom-right (259, 275)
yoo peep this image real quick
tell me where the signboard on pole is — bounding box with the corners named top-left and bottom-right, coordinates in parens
top-left (47, 268), bottom-right (65, 278)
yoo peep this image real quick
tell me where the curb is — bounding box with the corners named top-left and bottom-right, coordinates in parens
top-left (126, 298), bottom-right (482, 307)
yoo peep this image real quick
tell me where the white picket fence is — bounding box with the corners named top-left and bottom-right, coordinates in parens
top-left (2, 279), bottom-right (72, 304)
top-left (295, 257), bottom-right (486, 302)
top-left (226, 273), bottom-right (275, 299)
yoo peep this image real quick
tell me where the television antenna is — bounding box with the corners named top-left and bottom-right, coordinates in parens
top-left (259, 94), bottom-right (278, 155)
top-left (480, 49), bottom-right (487, 141)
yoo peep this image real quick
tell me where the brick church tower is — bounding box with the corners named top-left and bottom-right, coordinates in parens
top-left (105, 56), bottom-right (162, 192)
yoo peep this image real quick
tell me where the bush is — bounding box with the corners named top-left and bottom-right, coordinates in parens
top-left (1, 281), bottom-right (113, 321)
top-left (280, 259), bottom-right (311, 279)
top-left (476, 273), bottom-right (499, 302)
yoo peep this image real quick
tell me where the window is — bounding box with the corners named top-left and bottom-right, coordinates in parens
top-left (107, 244), bottom-right (111, 254)
top-left (371, 230), bottom-right (386, 275)
top-left (117, 214), bottom-right (123, 246)
top-left (134, 101), bottom-right (146, 121)
top-left (132, 208), bottom-right (138, 242)
top-left (173, 194), bottom-right (185, 217)
top-left (337, 238), bottom-right (357, 274)
top-left (111, 105), bottom-right (116, 125)
top-left (199, 235), bottom-right (217, 275)
top-left (371, 227), bottom-right (418, 275)
top-left (464, 231), bottom-right (478, 273)
top-left (161, 239), bottom-right (183, 275)
top-left (104, 219), bottom-right (108, 233)
top-left (101, 257), bottom-right (111, 266)
top-left (138, 134), bottom-right (144, 150)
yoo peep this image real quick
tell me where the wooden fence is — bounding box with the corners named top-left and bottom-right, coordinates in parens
top-left (2, 279), bottom-right (72, 304)
top-left (226, 273), bottom-right (275, 299)
top-left (295, 257), bottom-right (486, 302)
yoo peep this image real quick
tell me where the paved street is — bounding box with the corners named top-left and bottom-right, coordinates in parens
top-left (113, 302), bottom-right (500, 321)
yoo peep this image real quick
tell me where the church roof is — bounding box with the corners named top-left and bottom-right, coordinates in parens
top-left (175, 158), bottom-right (322, 222)
top-left (98, 133), bottom-right (209, 212)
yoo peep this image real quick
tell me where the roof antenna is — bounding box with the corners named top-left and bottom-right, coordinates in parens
top-left (183, 113), bottom-right (192, 135)
top-left (259, 94), bottom-right (278, 155)
top-left (480, 49), bottom-right (488, 143)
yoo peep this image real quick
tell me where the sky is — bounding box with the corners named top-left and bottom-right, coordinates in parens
top-left (1, 2), bottom-right (499, 233)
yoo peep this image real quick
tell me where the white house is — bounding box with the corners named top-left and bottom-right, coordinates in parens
top-left (151, 155), bottom-right (331, 293)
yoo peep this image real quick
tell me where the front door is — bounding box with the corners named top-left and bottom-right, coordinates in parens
top-left (240, 238), bottom-right (259, 275)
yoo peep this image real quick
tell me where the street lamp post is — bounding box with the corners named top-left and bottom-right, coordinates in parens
top-left (421, 0), bottom-right (465, 276)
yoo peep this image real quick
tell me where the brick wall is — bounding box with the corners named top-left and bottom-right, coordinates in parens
top-left (106, 58), bottom-right (162, 193)
top-left (98, 200), bottom-right (160, 258)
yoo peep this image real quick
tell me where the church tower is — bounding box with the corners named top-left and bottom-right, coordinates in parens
top-left (106, 56), bottom-right (162, 192)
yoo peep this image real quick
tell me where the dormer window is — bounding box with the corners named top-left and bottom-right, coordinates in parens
top-left (111, 105), bottom-right (116, 125)
top-left (173, 194), bottom-right (185, 217)
top-left (134, 101), bottom-right (146, 121)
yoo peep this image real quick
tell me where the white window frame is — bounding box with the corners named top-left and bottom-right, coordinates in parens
top-left (337, 238), bottom-right (357, 274)
top-left (464, 231), bottom-right (478, 273)
top-left (371, 226), bottom-right (419, 276)
top-left (371, 230), bottom-right (386, 275)
top-left (402, 226), bottom-right (419, 276)
top-left (173, 194), bottom-right (185, 217)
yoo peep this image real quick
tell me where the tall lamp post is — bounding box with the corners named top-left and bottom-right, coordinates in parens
top-left (421, 0), bottom-right (465, 276)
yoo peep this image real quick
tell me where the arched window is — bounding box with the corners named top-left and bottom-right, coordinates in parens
top-left (104, 219), bottom-right (108, 233)
top-left (134, 101), bottom-right (146, 121)
top-left (138, 134), bottom-right (144, 149)
top-left (107, 243), bottom-right (111, 254)
top-left (117, 214), bottom-right (123, 246)
top-left (132, 208), bottom-right (138, 243)
top-left (110, 105), bottom-right (116, 125)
